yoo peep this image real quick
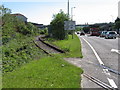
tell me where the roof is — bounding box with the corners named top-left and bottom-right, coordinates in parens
top-left (11, 13), bottom-right (27, 19)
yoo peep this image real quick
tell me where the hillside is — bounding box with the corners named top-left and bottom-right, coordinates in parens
top-left (2, 13), bottom-right (47, 73)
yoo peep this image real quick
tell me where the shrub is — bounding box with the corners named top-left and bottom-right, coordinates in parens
top-left (50, 10), bottom-right (69, 40)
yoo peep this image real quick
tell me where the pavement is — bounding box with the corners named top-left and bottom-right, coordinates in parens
top-left (64, 58), bottom-right (102, 88)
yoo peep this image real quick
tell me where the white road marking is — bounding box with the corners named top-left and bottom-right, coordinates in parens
top-left (103, 69), bottom-right (110, 76)
top-left (111, 49), bottom-right (120, 54)
top-left (81, 37), bottom-right (104, 65)
top-left (107, 78), bottom-right (118, 88)
top-left (81, 37), bottom-right (118, 88)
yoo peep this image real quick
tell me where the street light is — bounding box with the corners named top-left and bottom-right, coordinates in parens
top-left (110, 15), bottom-right (114, 22)
top-left (71, 7), bottom-right (75, 21)
top-left (70, 7), bottom-right (75, 39)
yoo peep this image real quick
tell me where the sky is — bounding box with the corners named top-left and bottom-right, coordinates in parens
top-left (1, 0), bottom-right (120, 25)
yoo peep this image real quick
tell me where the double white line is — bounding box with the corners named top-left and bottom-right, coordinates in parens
top-left (81, 37), bottom-right (118, 88)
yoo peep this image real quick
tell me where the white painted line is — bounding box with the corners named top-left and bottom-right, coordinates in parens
top-left (103, 69), bottom-right (110, 76)
top-left (107, 78), bottom-right (118, 88)
top-left (111, 49), bottom-right (120, 54)
top-left (81, 37), bottom-right (104, 65)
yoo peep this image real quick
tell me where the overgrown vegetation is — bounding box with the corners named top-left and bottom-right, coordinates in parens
top-left (2, 36), bottom-right (46, 73)
top-left (1, 6), bottom-right (46, 73)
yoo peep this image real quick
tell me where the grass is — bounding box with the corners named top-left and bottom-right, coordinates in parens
top-left (52, 34), bottom-right (83, 58)
top-left (3, 34), bottom-right (84, 88)
top-left (3, 56), bottom-right (83, 88)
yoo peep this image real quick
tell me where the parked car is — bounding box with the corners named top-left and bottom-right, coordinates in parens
top-left (105, 31), bottom-right (117, 39)
top-left (80, 32), bottom-right (85, 36)
top-left (100, 31), bottom-right (107, 37)
top-left (77, 31), bottom-right (80, 34)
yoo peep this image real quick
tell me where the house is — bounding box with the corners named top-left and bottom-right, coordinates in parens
top-left (31, 23), bottom-right (45, 29)
top-left (11, 13), bottom-right (27, 22)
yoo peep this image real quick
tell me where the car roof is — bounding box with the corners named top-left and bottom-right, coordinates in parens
top-left (107, 31), bottom-right (117, 33)
top-left (102, 31), bottom-right (107, 32)
top-left (107, 31), bottom-right (116, 32)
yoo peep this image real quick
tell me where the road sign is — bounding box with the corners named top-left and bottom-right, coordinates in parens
top-left (64, 21), bottom-right (76, 30)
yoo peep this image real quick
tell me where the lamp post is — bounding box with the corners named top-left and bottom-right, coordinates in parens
top-left (71, 7), bottom-right (75, 21)
top-left (71, 7), bottom-right (75, 39)
top-left (110, 15), bottom-right (114, 22)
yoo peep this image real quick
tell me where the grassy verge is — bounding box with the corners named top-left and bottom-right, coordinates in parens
top-left (51, 34), bottom-right (83, 58)
top-left (3, 56), bottom-right (83, 88)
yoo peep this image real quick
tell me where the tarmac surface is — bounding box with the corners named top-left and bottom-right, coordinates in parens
top-left (64, 34), bottom-right (119, 89)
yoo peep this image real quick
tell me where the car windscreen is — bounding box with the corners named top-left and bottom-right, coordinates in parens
top-left (104, 32), bottom-right (107, 34)
top-left (109, 32), bottom-right (116, 34)
top-left (102, 32), bottom-right (107, 34)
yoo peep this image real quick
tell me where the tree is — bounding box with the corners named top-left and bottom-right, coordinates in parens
top-left (76, 27), bottom-right (82, 31)
top-left (50, 10), bottom-right (69, 40)
top-left (115, 17), bottom-right (120, 23)
top-left (83, 27), bottom-right (90, 33)
top-left (114, 17), bottom-right (120, 30)
top-left (0, 5), bottom-right (11, 16)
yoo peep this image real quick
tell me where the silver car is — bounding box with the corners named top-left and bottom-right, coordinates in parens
top-left (105, 31), bottom-right (117, 39)
top-left (100, 31), bottom-right (107, 37)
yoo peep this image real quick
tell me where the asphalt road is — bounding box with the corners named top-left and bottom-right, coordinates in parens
top-left (83, 35), bottom-right (119, 71)
top-left (65, 33), bottom-right (118, 89)
top-left (79, 34), bottom-right (119, 89)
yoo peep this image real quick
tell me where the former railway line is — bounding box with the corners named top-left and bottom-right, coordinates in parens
top-left (33, 36), bottom-right (65, 55)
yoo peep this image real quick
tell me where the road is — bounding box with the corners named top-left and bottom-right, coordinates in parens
top-left (65, 34), bottom-right (119, 89)
top-left (79, 34), bottom-right (119, 89)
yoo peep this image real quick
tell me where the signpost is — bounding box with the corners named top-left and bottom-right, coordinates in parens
top-left (64, 21), bottom-right (76, 39)
top-left (64, 21), bottom-right (76, 30)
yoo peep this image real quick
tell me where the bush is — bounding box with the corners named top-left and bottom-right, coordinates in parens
top-left (2, 36), bottom-right (11, 45)
top-left (50, 10), bottom-right (69, 40)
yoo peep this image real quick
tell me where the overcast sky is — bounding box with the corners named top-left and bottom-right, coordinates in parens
top-left (2, 0), bottom-right (120, 25)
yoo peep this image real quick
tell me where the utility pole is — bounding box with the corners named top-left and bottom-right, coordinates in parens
top-left (66, 0), bottom-right (70, 39)
top-left (68, 0), bottom-right (69, 18)
top-left (118, 1), bottom-right (120, 18)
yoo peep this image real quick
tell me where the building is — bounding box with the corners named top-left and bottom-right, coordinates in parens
top-left (76, 24), bottom-right (89, 28)
top-left (118, 1), bottom-right (120, 18)
top-left (31, 23), bottom-right (45, 29)
top-left (11, 13), bottom-right (27, 22)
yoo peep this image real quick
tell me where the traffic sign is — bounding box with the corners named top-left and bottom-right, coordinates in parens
top-left (64, 21), bottom-right (76, 30)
